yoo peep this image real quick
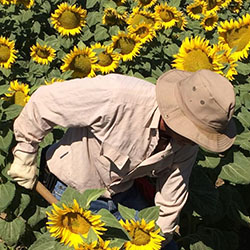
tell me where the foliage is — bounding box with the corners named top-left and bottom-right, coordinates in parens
top-left (0, 0), bottom-right (250, 249)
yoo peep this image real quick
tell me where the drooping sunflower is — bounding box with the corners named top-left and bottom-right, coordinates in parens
top-left (154, 3), bottom-right (179, 29)
top-left (111, 32), bottom-right (142, 61)
top-left (200, 13), bottom-right (218, 31)
top-left (51, 2), bottom-right (87, 36)
top-left (135, 0), bottom-right (157, 9)
top-left (186, 1), bottom-right (206, 20)
top-left (0, 36), bottom-right (17, 69)
top-left (3, 80), bottom-right (30, 107)
top-left (30, 43), bottom-right (56, 65)
top-left (228, 0), bottom-right (243, 13)
top-left (175, 10), bottom-right (188, 30)
top-left (16, 0), bottom-right (34, 8)
top-left (210, 44), bottom-right (238, 80)
top-left (61, 46), bottom-right (98, 78)
top-left (128, 22), bottom-right (157, 44)
top-left (102, 8), bottom-right (127, 26)
top-left (120, 218), bottom-right (165, 250)
top-left (91, 43), bottom-right (120, 74)
top-left (127, 7), bottom-right (161, 30)
top-left (46, 199), bottom-right (106, 249)
top-left (172, 36), bottom-right (223, 73)
top-left (44, 78), bottom-right (64, 85)
top-left (218, 13), bottom-right (250, 61)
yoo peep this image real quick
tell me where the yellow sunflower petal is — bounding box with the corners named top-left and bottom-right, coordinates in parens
top-left (30, 42), bottom-right (56, 64)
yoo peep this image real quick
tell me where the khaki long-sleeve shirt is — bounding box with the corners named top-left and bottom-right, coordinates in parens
top-left (13, 73), bottom-right (198, 236)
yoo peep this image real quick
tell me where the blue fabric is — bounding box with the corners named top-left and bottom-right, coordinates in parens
top-left (51, 180), bottom-right (178, 249)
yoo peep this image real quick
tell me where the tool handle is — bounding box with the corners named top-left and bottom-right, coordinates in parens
top-left (35, 181), bottom-right (58, 204)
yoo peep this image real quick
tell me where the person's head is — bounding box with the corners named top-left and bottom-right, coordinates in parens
top-left (156, 69), bottom-right (236, 152)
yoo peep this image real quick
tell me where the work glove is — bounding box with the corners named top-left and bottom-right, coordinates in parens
top-left (7, 150), bottom-right (37, 189)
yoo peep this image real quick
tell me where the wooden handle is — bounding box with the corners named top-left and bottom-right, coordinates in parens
top-left (35, 181), bottom-right (58, 204)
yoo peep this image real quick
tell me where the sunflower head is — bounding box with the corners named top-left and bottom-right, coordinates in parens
top-left (200, 13), bottom-right (218, 31)
top-left (61, 46), bottom-right (98, 78)
top-left (102, 8), bottom-right (127, 26)
top-left (186, 1), bottom-right (206, 20)
top-left (44, 78), bottom-right (64, 85)
top-left (175, 10), bottom-right (187, 30)
top-left (91, 43), bottom-right (120, 74)
top-left (218, 14), bottom-right (250, 60)
top-left (172, 36), bottom-right (223, 73)
top-left (3, 80), bottom-right (30, 106)
top-left (51, 2), bottom-right (87, 36)
top-left (203, 0), bottom-right (221, 15)
top-left (228, 0), bottom-right (243, 13)
top-left (135, 0), bottom-right (157, 9)
top-left (0, 0), bottom-right (16, 5)
top-left (120, 218), bottom-right (165, 250)
top-left (46, 199), bottom-right (106, 249)
top-left (30, 43), bottom-right (56, 65)
top-left (0, 36), bottom-right (17, 69)
top-left (16, 0), bottom-right (34, 8)
top-left (111, 32), bottom-right (142, 61)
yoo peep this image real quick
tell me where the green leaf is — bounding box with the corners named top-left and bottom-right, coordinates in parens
top-left (0, 242), bottom-right (7, 250)
top-left (0, 217), bottom-right (26, 246)
top-left (32, 21), bottom-right (41, 34)
top-left (2, 104), bottom-right (23, 121)
top-left (0, 68), bottom-right (11, 77)
top-left (86, 0), bottom-right (98, 9)
top-left (102, 0), bottom-right (117, 9)
top-left (94, 26), bottom-right (109, 41)
top-left (0, 182), bottom-right (15, 213)
top-left (138, 206), bottom-right (160, 223)
top-left (85, 227), bottom-right (99, 243)
top-left (163, 43), bottom-right (180, 57)
top-left (39, 132), bottom-right (54, 149)
top-left (168, 0), bottom-right (181, 7)
top-left (80, 189), bottom-right (106, 208)
top-left (234, 130), bottom-right (250, 151)
top-left (236, 106), bottom-right (250, 129)
top-left (81, 27), bottom-right (94, 41)
top-left (219, 152), bottom-right (250, 184)
top-left (0, 85), bottom-right (9, 95)
top-left (60, 186), bottom-right (83, 205)
top-left (14, 192), bottom-right (31, 217)
top-left (86, 12), bottom-right (102, 27)
top-left (236, 61), bottom-right (250, 75)
top-left (198, 154), bottom-right (221, 169)
top-left (27, 206), bottom-right (47, 228)
top-left (108, 25), bottom-right (120, 36)
top-left (0, 128), bottom-right (13, 153)
top-left (118, 203), bottom-right (136, 220)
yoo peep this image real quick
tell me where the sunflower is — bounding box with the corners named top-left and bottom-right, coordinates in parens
top-left (91, 43), bottom-right (120, 74)
top-left (120, 218), bottom-right (165, 250)
top-left (0, 0), bottom-right (16, 5)
top-left (102, 8), bottom-right (127, 26)
top-left (172, 36), bottom-right (223, 73)
top-left (202, 0), bottom-right (221, 15)
top-left (154, 3), bottom-right (179, 29)
top-left (135, 0), bottom-right (157, 9)
top-left (46, 199), bottom-right (106, 249)
top-left (218, 0), bottom-right (232, 8)
top-left (228, 0), bottom-right (243, 13)
top-left (113, 0), bottom-right (127, 6)
top-left (186, 1), bottom-right (206, 20)
top-left (77, 238), bottom-right (120, 250)
top-left (16, 0), bottom-right (34, 8)
top-left (3, 80), bottom-right (30, 107)
top-left (30, 43), bottom-right (56, 65)
top-left (218, 13), bottom-right (250, 60)
top-left (128, 22), bottom-right (157, 44)
top-left (61, 46), bottom-right (98, 78)
top-left (175, 10), bottom-right (187, 30)
top-left (111, 32), bottom-right (142, 61)
top-left (44, 78), bottom-right (64, 85)
top-left (0, 36), bottom-right (17, 69)
top-left (127, 7), bottom-right (161, 30)
top-left (200, 13), bottom-right (218, 31)
top-left (51, 2), bottom-right (87, 36)
top-left (210, 44), bottom-right (238, 80)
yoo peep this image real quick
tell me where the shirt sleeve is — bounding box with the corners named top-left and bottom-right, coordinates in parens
top-left (13, 76), bottom-right (112, 153)
top-left (155, 145), bottom-right (198, 238)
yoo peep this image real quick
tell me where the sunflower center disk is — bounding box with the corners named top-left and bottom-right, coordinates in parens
top-left (0, 45), bottom-right (10, 62)
top-left (105, 13), bottom-right (118, 26)
top-left (72, 55), bottom-right (91, 76)
top-left (225, 25), bottom-right (250, 51)
top-left (160, 10), bottom-right (174, 22)
top-left (98, 52), bottom-right (113, 66)
top-left (140, 0), bottom-right (152, 5)
top-left (14, 91), bottom-right (26, 107)
top-left (131, 228), bottom-right (150, 246)
top-left (117, 38), bottom-right (135, 54)
top-left (36, 49), bottom-right (50, 59)
top-left (184, 49), bottom-right (213, 71)
top-left (131, 14), bottom-right (154, 27)
top-left (191, 6), bottom-right (202, 14)
top-left (59, 10), bottom-right (80, 29)
top-left (205, 17), bottom-right (215, 26)
top-left (207, 0), bottom-right (218, 10)
top-left (62, 212), bottom-right (90, 235)
top-left (136, 27), bottom-right (148, 38)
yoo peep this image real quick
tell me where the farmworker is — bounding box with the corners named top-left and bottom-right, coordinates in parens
top-left (8, 69), bottom-right (236, 250)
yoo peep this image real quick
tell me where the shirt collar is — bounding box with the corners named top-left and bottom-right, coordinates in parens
top-left (144, 106), bottom-right (161, 129)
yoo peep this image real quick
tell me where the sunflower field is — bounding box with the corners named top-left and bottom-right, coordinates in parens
top-left (0, 0), bottom-right (250, 249)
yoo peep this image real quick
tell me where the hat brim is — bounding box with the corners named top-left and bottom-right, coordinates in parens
top-left (156, 69), bottom-right (236, 153)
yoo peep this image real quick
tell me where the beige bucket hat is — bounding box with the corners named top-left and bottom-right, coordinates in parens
top-left (156, 69), bottom-right (236, 152)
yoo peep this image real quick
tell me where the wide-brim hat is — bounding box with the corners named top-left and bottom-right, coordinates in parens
top-left (156, 69), bottom-right (237, 152)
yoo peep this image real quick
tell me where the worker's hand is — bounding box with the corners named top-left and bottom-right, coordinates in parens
top-left (7, 151), bottom-right (37, 189)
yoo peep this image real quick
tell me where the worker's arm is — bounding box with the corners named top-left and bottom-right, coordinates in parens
top-left (155, 144), bottom-right (198, 244)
